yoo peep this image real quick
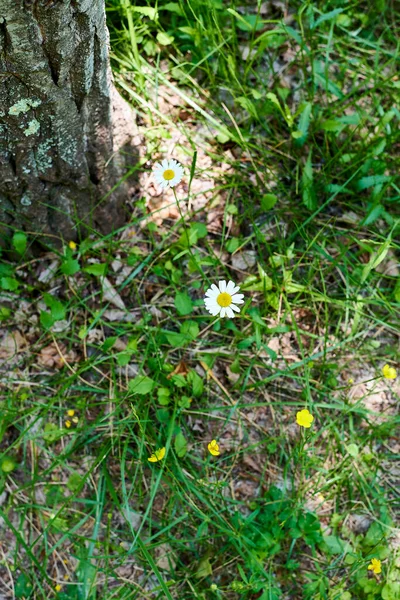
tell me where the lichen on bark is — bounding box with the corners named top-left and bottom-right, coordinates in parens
top-left (0, 0), bottom-right (138, 246)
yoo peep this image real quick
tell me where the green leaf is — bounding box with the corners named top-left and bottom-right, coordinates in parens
top-left (195, 555), bottom-right (213, 578)
top-left (40, 311), bottom-right (54, 329)
top-left (101, 336), bottom-right (117, 351)
top-left (131, 6), bottom-right (157, 19)
top-left (190, 222), bottom-right (208, 239)
top-left (178, 395), bottom-right (191, 409)
top-left (355, 175), bottom-right (391, 191)
top-left (346, 443), bottom-right (359, 458)
top-left (394, 279), bottom-right (400, 303)
top-left (302, 151), bottom-right (316, 210)
top-left (226, 237), bottom-right (240, 253)
top-left (160, 3), bottom-right (183, 15)
top-left (294, 102), bottom-right (312, 145)
top-left (312, 8), bottom-right (344, 29)
top-left (15, 573), bottom-right (33, 598)
top-left (157, 31), bottom-right (174, 45)
top-left (83, 263), bottom-right (107, 276)
top-left (174, 292), bottom-right (193, 315)
top-left (382, 582), bottom-right (400, 600)
top-left (43, 293), bottom-right (66, 321)
top-left (165, 331), bottom-right (188, 347)
top-left (180, 320), bottom-right (199, 339)
top-left (128, 376), bottom-right (155, 395)
top-left (174, 431), bottom-right (188, 457)
top-left (67, 473), bottom-right (83, 492)
top-left (12, 232), bottom-right (27, 255)
top-left (116, 352), bottom-right (131, 367)
top-left (0, 277), bottom-right (19, 291)
top-left (157, 387), bottom-right (171, 406)
top-left (260, 193), bottom-right (278, 210)
top-left (61, 257), bottom-right (80, 275)
top-left (187, 370), bottom-right (203, 397)
top-left (43, 422), bottom-right (63, 443)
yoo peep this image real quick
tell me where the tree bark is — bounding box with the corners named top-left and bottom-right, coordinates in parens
top-left (0, 0), bottom-right (137, 246)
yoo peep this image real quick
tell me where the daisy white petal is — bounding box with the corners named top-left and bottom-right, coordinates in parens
top-left (231, 294), bottom-right (244, 303)
top-left (226, 281), bottom-right (236, 294)
top-left (219, 280), bottom-right (227, 292)
top-left (226, 307), bottom-right (235, 318)
top-left (230, 304), bottom-right (240, 312)
top-left (220, 307), bottom-right (226, 318)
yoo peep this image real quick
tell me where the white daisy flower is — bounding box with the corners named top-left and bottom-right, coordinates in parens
top-left (204, 280), bottom-right (245, 318)
top-left (153, 158), bottom-right (184, 190)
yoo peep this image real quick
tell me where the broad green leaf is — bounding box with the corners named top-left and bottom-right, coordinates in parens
top-left (346, 443), bottom-right (359, 458)
top-left (61, 257), bottom-right (80, 275)
top-left (12, 232), bottom-right (27, 255)
top-left (174, 292), bottom-right (193, 315)
top-left (187, 370), bottom-right (203, 397)
top-left (131, 6), bottom-right (157, 19)
top-left (129, 376), bottom-right (155, 395)
top-left (43, 293), bottom-right (66, 321)
top-left (40, 311), bottom-right (54, 330)
top-left (101, 336), bottom-right (117, 351)
top-left (157, 31), bottom-right (174, 45)
top-left (174, 431), bottom-right (187, 457)
top-left (15, 573), bottom-right (33, 599)
top-left (226, 237), bottom-right (240, 253)
top-left (83, 263), bottom-right (107, 276)
top-left (180, 320), bottom-right (199, 339)
top-left (312, 8), bottom-right (344, 29)
top-left (394, 279), bottom-right (400, 303)
top-left (0, 277), bottom-right (19, 291)
top-left (195, 555), bottom-right (212, 578)
top-left (260, 193), bottom-right (278, 210)
top-left (294, 102), bottom-right (312, 145)
top-left (355, 175), bottom-right (391, 191)
top-left (160, 3), bottom-right (183, 15)
top-left (165, 331), bottom-right (188, 347)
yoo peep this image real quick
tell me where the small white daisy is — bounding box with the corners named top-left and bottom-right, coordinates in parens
top-left (204, 280), bottom-right (245, 318)
top-left (153, 158), bottom-right (184, 190)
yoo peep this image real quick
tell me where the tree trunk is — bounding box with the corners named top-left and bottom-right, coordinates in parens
top-left (0, 0), bottom-right (137, 246)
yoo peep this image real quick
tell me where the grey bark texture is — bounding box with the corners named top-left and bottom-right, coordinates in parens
top-left (0, 0), bottom-right (137, 246)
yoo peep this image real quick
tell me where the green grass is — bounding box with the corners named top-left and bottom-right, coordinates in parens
top-left (1, 1), bottom-right (400, 599)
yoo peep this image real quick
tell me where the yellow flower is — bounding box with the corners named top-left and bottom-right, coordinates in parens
top-left (55, 584), bottom-right (62, 592)
top-left (148, 447), bottom-right (166, 462)
top-left (368, 558), bottom-right (381, 574)
top-left (296, 409), bottom-right (314, 428)
top-left (68, 241), bottom-right (77, 250)
top-left (67, 409), bottom-right (75, 417)
top-left (208, 440), bottom-right (220, 456)
top-left (382, 364), bottom-right (397, 379)
top-left (65, 420), bottom-right (71, 429)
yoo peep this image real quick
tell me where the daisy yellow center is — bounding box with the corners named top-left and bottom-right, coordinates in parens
top-left (217, 292), bottom-right (232, 307)
top-left (163, 169), bottom-right (175, 181)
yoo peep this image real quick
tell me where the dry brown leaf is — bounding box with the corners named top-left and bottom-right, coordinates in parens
top-left (37, 342), bottom-right (77, 369)
top-left (0, 330), bottom-right (28, 361)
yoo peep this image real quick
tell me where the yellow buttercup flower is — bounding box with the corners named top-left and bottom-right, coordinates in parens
top-left (67, 409), bottom-right (75, 417)
top-left (65, 420), bottom-right (71, 429)
top-left (382, 364), bottom-right (397, 379)
top-left (68, 241), bottom-right (77, 250)
top-left (368, 558), bottom-right (381, 574)
top-left (208, 440), bottom-right (220, 456)
top-left (296, 409), bottom-right (314, 428)
top-left (55, 584), bottom-right (62, 592)
top-left (148, 447), bottom-right (166, 462)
